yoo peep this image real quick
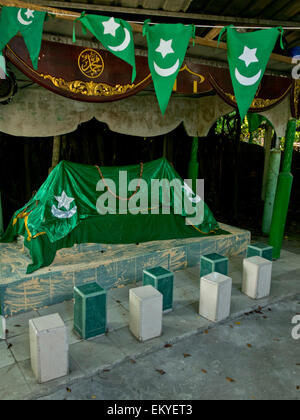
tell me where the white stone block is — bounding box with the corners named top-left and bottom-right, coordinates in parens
top-left (29, 313), bottom-right (68, 383)
top-left (0, 316), bottom-right (6, 340)
top-left (199, 272), bottom-right (232, 322)
top-left (129, 285), bottom-right (163, 342)
top-left (242, 256), bottom-right (272, 299)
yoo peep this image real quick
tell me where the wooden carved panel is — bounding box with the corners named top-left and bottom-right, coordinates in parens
top-left (5, 36), bottom-right (152, 103)
top-left (209, 67), bottom-right (292, 113)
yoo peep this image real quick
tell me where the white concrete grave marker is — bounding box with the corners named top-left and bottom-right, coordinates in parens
top-left (199, 272), bottom-right (232, 322)
top-left (129, 285), bottom-right (163, 342)
top-left (242, 256), bottom-right (272, 299)
top-left (29, 313), bottom-right (68, 383)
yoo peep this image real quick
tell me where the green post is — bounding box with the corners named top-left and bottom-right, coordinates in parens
top-left (0, 191), bottom-right (3, 236)
top-left (269, 119), bottom-right (296, 259)
top-left (188, 137), bottom-right (199, 193)
top-left (262, 149), bottom-right (281, 235)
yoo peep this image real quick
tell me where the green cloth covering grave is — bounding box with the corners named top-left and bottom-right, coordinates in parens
top-left (1, 158), bottom-right (227, 274)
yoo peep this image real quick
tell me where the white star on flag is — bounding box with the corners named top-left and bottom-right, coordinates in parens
top-left (102, 17), bottom-right (120, 37)
top-left (25, 9), bottom-right (35, 19)
top-left (55, 191), bottom-right (75, 211)
top-left (156, 39), bottom-right (174, 59)
top-left (239, 46), bottom-right (259, 67)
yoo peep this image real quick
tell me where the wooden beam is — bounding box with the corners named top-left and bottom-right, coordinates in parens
top-left (0, 0), bottom-right (79, 20)
top-left (0, 0), bottom-right (294, 66)
top-left (205, 27), bottom-right (223, 40)
top-left (22, 0), bottom-right (300, 28)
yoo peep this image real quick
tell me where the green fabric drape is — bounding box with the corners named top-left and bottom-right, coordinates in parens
top-left (1, 158), bottom-right (226, 273)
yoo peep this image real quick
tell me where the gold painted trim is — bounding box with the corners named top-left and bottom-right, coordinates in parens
top-left (226, 91), bottom-right (291, 109)
top-left (41, 74), bottom-right (136, 97)
top-left (193, 80), bottom-right (198, 94)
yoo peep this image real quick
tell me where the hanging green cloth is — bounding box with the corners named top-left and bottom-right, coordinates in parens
top-left (74, 13), bottom-right (136, 82)
top-left (1, 158), bottom-right (226, 274)
top-left (219, 26), bottom-right (283, 120)
top-left (143, 21), bottom-right (195, 114)
top-left (0, 7), bottom-right (46, 70)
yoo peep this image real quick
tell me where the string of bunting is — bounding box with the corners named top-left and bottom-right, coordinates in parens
top-left (0, 0), bottom-right (295, 116)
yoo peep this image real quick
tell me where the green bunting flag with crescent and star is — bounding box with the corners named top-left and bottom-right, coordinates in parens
top-left (75, 13), bottom-right (136, 82)
top-left (222, 26), bottom-right (283, 120)
top-left (0, 7), bottom-right (46, 70)
top-left (143, 21), bottom-right (195, 115)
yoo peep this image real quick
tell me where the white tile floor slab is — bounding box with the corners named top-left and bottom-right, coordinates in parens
top-left (18, 356), bottom-right (84, 396)
top-left (107, 303), bottom-right (129, 332)
top-left (6, 310), bottom-right (39, 338)
top-left (0, 364), bottom-right (31, 400)
top-left (7, 333), bottom-right (31, 362)
top-left (37, 301), bottom-right (74, 322)
top-left (0, 340), bottom-right (15, 369)
top-left (69, 334), bottom-right (126, 375)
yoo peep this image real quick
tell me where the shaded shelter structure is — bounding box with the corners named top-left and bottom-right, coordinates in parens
top-left (0, 0), bottom-right (299, 315)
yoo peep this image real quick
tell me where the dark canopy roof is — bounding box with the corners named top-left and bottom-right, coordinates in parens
top-left (38, 0), bottom-right (300, 47)
top-left (31, 0), bottom-right (299, 76)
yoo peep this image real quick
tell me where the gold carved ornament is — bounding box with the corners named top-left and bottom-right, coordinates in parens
top-left (225, 93), bottom-right (289, 109)
top-left (41, 74), bottom-right (136, 97)
top-left (78, 49), bottom-right (104, 79)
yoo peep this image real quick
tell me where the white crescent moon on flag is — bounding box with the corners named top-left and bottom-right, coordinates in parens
top-left (153, 59), bottom-right (180, 78)
top-left (17, 9), bottom-right (33, 25)
top-left (107, 28), bottom-right (131, 52)
top-left (51, 205), bottom-right (77, 219)
top-left (235, 68), bottom-right (262, 86)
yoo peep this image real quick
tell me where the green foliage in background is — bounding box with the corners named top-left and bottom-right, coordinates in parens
top-left (215, 112), bottom-right (300, 150)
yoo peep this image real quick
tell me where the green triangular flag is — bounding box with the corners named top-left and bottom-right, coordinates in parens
top-left (0, 7), bottom-right (46, 70)
top-left (225, 26), bottom-right (282, 120)
top-left (143, 21), bottom-right (194, 115)
top-left (76, 14), bottom-right (136, 82)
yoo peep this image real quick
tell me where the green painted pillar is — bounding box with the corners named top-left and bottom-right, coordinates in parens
top-left (262, 149), bottom-right (281, 235)
top-left (188, 137), bottom-right (199, 193)
top-left (269, 119), bottom-right (296, 259)
top-left (0, 191), bottom-right (3, 236)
